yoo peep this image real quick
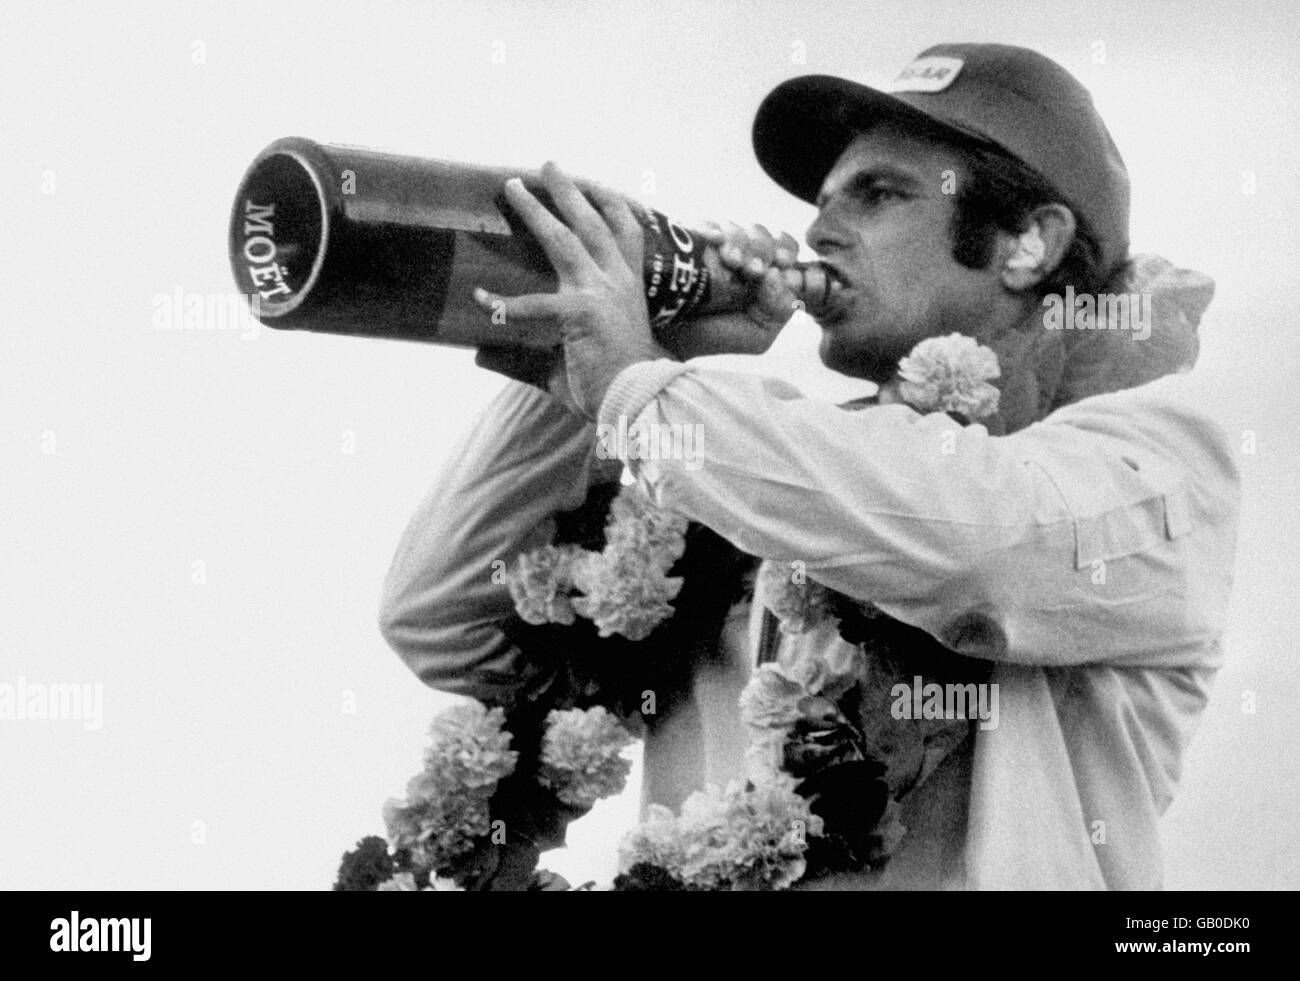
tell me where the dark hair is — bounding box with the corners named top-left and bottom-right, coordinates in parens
top-left (945, 137), bottom-right (1108, 297)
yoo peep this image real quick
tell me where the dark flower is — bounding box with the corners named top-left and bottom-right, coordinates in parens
top-left (797, 760), bottom-right (891, 876)
top-left (333, 836), bottom-right (395, 891)
top-left (612, 862), bottom-right (687, 891)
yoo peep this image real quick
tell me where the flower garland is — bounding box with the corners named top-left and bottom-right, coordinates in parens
top-left (506, 486), bottom-right (689, 641)
top-left (537, 706), bottom-right (636, 809)
top-left (334, 702), bottom-right (635, 891)
top-left (336, 332), bottom-right (1004, 892)
top-left (381, 702), bottom-right (518, 873)
top-left (616, 777), bottom-right (823, 891)
top-left (896, 332), bottom-right (1001, 420)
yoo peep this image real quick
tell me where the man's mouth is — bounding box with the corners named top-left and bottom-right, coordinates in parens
top-left (805, 262), bottom-right (854, 324)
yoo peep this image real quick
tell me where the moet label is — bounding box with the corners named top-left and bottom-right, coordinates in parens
top-left (241, 200), bottom-right (294, 301)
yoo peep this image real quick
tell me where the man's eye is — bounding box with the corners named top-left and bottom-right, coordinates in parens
top-left (858, 186), bottom-right (901, 205)
top-left (816, 181), bottom-right (909, 211)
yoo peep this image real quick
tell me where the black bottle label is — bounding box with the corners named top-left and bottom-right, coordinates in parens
top-left (637, 205), bottom-right (712, 329)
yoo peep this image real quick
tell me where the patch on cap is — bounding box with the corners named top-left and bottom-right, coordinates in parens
top-left (888, 56), bottom-right (964, 93)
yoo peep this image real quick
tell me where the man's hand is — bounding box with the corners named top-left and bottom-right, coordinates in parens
top-left (471, 162), bottom-right (670, 420)
top-left (656, 221), bottom-right (820, 360)
top-left (469, 166), bottom-right (819, 414)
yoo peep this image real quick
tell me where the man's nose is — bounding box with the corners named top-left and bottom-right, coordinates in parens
top-left (806, 204), bottom-right (853, 256)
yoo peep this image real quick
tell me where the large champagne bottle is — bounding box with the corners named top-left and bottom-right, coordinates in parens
top-left (228, 137), bottom-right (825, 350)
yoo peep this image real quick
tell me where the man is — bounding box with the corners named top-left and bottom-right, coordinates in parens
top-left (380, 43), bottom-right (1238, 888)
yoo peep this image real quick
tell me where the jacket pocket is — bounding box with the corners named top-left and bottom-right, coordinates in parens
top-left (1028, 454), bottom-right (1194, 570)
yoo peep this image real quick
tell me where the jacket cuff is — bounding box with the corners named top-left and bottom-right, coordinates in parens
top-left (597, 359), bottom-right (692, 432)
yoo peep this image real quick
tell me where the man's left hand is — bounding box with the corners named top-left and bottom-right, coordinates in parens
top-left (471, 162), bottom-right (669, 420)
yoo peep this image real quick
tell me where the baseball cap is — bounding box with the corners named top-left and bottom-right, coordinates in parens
top-left (752, 43), bottom-right (1131, 276)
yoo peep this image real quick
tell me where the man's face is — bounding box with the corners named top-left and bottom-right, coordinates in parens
top-left (806, 123), bottom-right (1004, 382)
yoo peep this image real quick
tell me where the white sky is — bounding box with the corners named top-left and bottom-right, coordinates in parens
top-left (2, 0), bottom-right (1297, 889)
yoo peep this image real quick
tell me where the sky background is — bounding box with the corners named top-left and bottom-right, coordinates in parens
top-left (2, 0), bottom-right (1297, 889)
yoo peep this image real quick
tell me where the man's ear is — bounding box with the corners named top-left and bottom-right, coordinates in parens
top-left (998, 204), bottom-right (1077, 292)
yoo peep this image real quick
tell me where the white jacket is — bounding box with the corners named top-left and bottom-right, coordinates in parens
top-left (381, 362), bottom-right (1240, 889)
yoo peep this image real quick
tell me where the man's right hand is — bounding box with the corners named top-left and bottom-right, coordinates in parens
top-left (652, 222), bottom-right (826, 360)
